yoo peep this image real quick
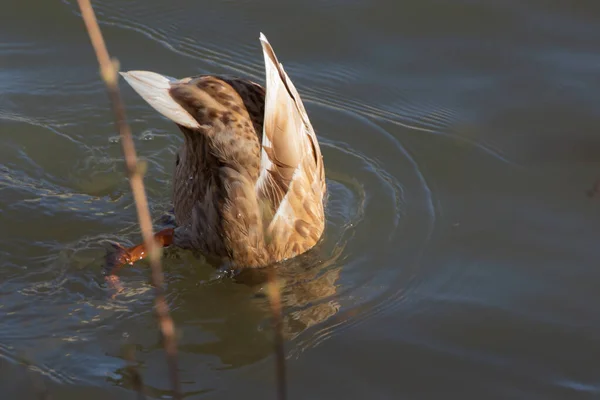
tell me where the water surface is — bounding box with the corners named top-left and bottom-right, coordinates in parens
top-left (2, 0), bottom-right (600, 399)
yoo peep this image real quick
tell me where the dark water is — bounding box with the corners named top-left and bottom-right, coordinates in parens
top-left (2, 0), bottom-right (600, 398)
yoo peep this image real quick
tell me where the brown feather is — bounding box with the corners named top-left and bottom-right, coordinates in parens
top-left (120, 33), bottom-right (326, 268)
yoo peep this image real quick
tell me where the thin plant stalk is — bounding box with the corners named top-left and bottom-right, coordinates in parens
top-left (74, 0), bottom-right (181, 398)
top-left (75, 2), bottom-right (287, 399)
top-left (123, 344), bottom-right (147, 400)
top-left (266, 269), bottom-right (287, 400)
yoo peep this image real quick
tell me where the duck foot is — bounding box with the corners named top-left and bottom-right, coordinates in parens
top-left (104, 228), bottom-right (175, 293)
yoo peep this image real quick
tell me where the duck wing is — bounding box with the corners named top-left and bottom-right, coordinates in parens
top-left (256, 33), bottom-right (326, 258)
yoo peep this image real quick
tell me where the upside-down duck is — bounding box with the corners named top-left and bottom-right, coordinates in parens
top-left (107, 33), bottom-right (326, 274)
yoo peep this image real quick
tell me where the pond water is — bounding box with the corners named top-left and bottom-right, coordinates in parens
top-left (2, 0), bottom-right (600, 399)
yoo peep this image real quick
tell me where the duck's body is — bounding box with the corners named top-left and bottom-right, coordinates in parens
top-left (115, 33), bottom-right (325, 269)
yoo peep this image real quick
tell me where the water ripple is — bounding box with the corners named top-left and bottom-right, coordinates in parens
top-left (59, 0), bottom-right (513, 164)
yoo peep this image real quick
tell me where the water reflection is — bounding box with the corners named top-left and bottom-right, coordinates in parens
top-left (127, 204), bottom-right (346, 370)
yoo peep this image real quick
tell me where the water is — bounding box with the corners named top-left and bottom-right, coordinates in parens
top-left (2, 0), bottom-right (600, 398)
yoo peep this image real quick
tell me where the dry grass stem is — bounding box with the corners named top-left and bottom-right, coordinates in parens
top-left (266, 269), bottom-right (287, 400)
top-left (75, 0), bottom-right (181, 398)
top-left (76, 2), bottom-right (288, 399)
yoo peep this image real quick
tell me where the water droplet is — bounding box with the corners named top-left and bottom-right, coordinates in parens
top-left (140, 130), bottom-right (155, 141)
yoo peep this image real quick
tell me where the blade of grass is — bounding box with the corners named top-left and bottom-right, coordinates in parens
top-left (74, 1), bottom-right (181, 398)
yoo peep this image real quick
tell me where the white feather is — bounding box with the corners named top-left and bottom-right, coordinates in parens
top-left (120, 70), bottom-right (200, 129)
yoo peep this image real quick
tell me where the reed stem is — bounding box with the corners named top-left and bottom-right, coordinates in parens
top-left (75, 1), bottom-right (181, 398)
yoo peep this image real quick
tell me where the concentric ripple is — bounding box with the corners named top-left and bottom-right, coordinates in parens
top-left (0, 103), bottom-right (434, 396)
top-left (0, 1), bottom-right (439, 396)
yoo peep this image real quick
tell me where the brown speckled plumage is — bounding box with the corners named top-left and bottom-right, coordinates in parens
top-left (120, 34), bottom-right (326, 268)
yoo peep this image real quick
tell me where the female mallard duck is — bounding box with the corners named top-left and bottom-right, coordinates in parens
top-left (108, 33), bottom-right (326, 272)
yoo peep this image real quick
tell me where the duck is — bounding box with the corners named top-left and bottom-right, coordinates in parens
top-left (106, 33), bottom-right (326, 274)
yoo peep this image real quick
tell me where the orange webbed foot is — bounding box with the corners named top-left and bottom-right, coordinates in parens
top-left (103, 228), bottom-right (175, 295)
